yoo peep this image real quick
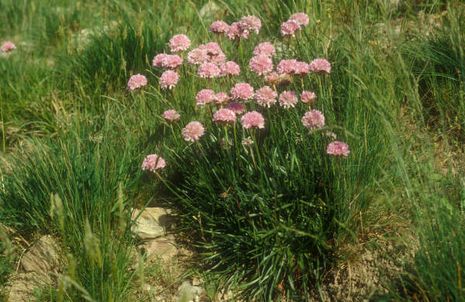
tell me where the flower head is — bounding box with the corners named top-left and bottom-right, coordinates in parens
top-left (301, 91), bottom-right (317, 104)
top-left (163, 109), bottom-right (181, 122)
top-left (127, 74), bottom-right (148, 91)
top-left (327, 141), bottom-right (350, 157)
top-left (277, 59), bottom-right (299, 74)
top-left (227, 102), bottom-right (247, 115)
top-left (210, 20), bottom-right (230, 34)
top-left (279, 91), bottom-right (298, 108)
top-left (196, 89), bottom-right (216, 106)
top-left (188, 42), bottom-right (226, 65)
top-left (241, 111), bottom-right (265, 129)
top-left (152, 54), bottom-right (183, 69)
top-left (240, 16), bottom-right (262, 34)
top-left (169, 34), bottom-right (191, 52)
top-left (213, 108), bottom-right (236, 124)
top-left (249, 55), bottom-right (273, 75)
top-left (220, 61), bottom-right (241, 76)
top-left (281, 20), bottom-right (300, 37)
top-left (198, 62), bottom-right (221, 78)
top-left (290, 12), bottom-right (309, 27)
top-left (214, 92), bottom-right (230, 105)
top-left (230, 83), bottom-right (254, 101)
top-left (255, 86), bottom-right (277, 108)
top-left (253, 42), bottom-right (276, 57)
top-left (309, 58), bottom-right (331, 74)
top-left (1, 41), bottom-right (16, 53)
top-left (141, 154), bottom-right (166, 172)
top-left (159, 70), bottom-right (179, 89)
top-left (301, 110), bottom-right (325, 129)
top-left (182, 121), bottom-right (205, 142)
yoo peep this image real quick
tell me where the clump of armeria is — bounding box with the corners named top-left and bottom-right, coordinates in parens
top-left (138, 11), bottom-right (353, 301)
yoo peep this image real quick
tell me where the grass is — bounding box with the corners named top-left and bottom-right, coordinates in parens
top-left (0, 0), bottom-right (465, 301)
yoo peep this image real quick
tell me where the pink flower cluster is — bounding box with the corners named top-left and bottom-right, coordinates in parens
top-left (210, 16), bottom-right (261, 40)
top-left (281, 12), bottom-right (309, 37)
top-left (152, 53), bottom-right (183, 69)
top-left (141, 154), bottom-right (166, 172)
top-left (326, 141), bottom-right (350, 157)
top-left (188, 42), bottom-right (226, 65)
top-left (231, 83), bottom-right (254, 101)
top-left (140, 13), bottom-right (349, 174)
top-left (182, 121), bottom-right (205, 142)
top-left (127, 74), bottom-right (148, 91)
top-left (163, 109), bottom-right (181, 122)
top-left (169, 34), bottom-right (191, 52)
top-left (213, 108), bottom-right (236, 124)
top-left (1, 41), bottom-right (16, 53)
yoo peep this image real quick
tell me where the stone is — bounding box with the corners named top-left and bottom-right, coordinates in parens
top-left (131, 207), bottom-right (175, 240)
top-left (142, 234), bottom-right (178, 262)
top-left (6, 272), bottom-right (48, 302)
top-left (6, 235), bottom-right (62, 302)
top-left (199, 1), bottom-right (222, 19)
top-left (176, 280), bottom-right (205, 302)
top-left (20, 235), bottom-right (61, 276)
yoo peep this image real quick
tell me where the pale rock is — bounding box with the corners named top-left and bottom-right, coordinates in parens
top-left (131, 207), bottom-right (175, 240)
top-left (142, 234), bottom-right (178, 262)
top-left (199, 1), bottom-right (222, 19)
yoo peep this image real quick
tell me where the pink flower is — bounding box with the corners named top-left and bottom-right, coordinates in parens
top-left (249, 55), bottom-right (273, 75)
top-left (279, 91), bottom-right (298, 108)
top-left (230, 83), bottom-right (254, 101)
top-left (277, 59), bottom-right (298, 74)
top-left (163, 109), bottom-right (181, 122)
top-left (1, 41), bottom-right (16, 53)
top-left (240, 16), bottom-right (262, 34)
top-left (290, 12), bottom-right (309, 27)
top-left (152, 54), bottom-right (183, 69)
top-left (301, 91), bottom-right (317, 104)
top-left (309, 58), bottom-right (331, 74)
top-left (182, 121), bottom-right (205, 142)
top-left (255, 86), bottom-right (277, 108)
top-left (215, 92), bottom-right (230, 105)
top-left (226, 22), bottom-right (244, 40)
top-left (301, 110), bottom-right (325, 129)
top-left (281, 20), bottom-right (300, 37)
top-left (220, 61), bottom-right (241, 76)
top-left (213, 108), bottom-right (236, 124)
top-left (265, 72), bottom-right (292, 86)
top-left (196, 89), bottom-right (216, 106)
top-left (227, 102), bottom-right (246, 115)
top-left (198, 62), bottom-right (221, 78)
top-left (141, 154), bottom-right (166, 172)
top-left (294, 61), bottom-right (310, 75)
top-left (127, 74), bottom-right (148, 91)
top-left (187, 48), bottom-right (208, 65)
top-left (210, 20), bottom-right (230, 34)
top-left (169, 34), bottom-right (191, 52)
top-left (227, 16), bottom-right (261, 40)
top-left (159, 70), bottom-right (179, 89)
top-left (253, 42), bottom-right (276, 57)
top-left (327, 141), bottom-right (350, 157)
top-left (241, 111), bottom-right (265, 129)
top-left (187, 42), bottom-right (226, 65)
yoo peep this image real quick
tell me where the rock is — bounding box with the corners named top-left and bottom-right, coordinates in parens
top-left (142, 234), bottom-right (178, 262)
top-left (199, 1), bottom-right (222, 20)
top-left (6, 235), bottom-right (62, 302)
top-left (6, 272), bottom-right (48, 302)
top-left (20, 235), bottom-right (61, 277)
top-left (131, 207), bottom-right (175, 240)
top-left (176, 280), bottom-right (205, 302)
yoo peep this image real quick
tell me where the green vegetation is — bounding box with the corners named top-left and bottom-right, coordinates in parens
top-left (1, 0), bottom-right (465, 301)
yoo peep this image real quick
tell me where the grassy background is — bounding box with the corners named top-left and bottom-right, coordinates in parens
top-left (1, 0), bottom-right (465, 301)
